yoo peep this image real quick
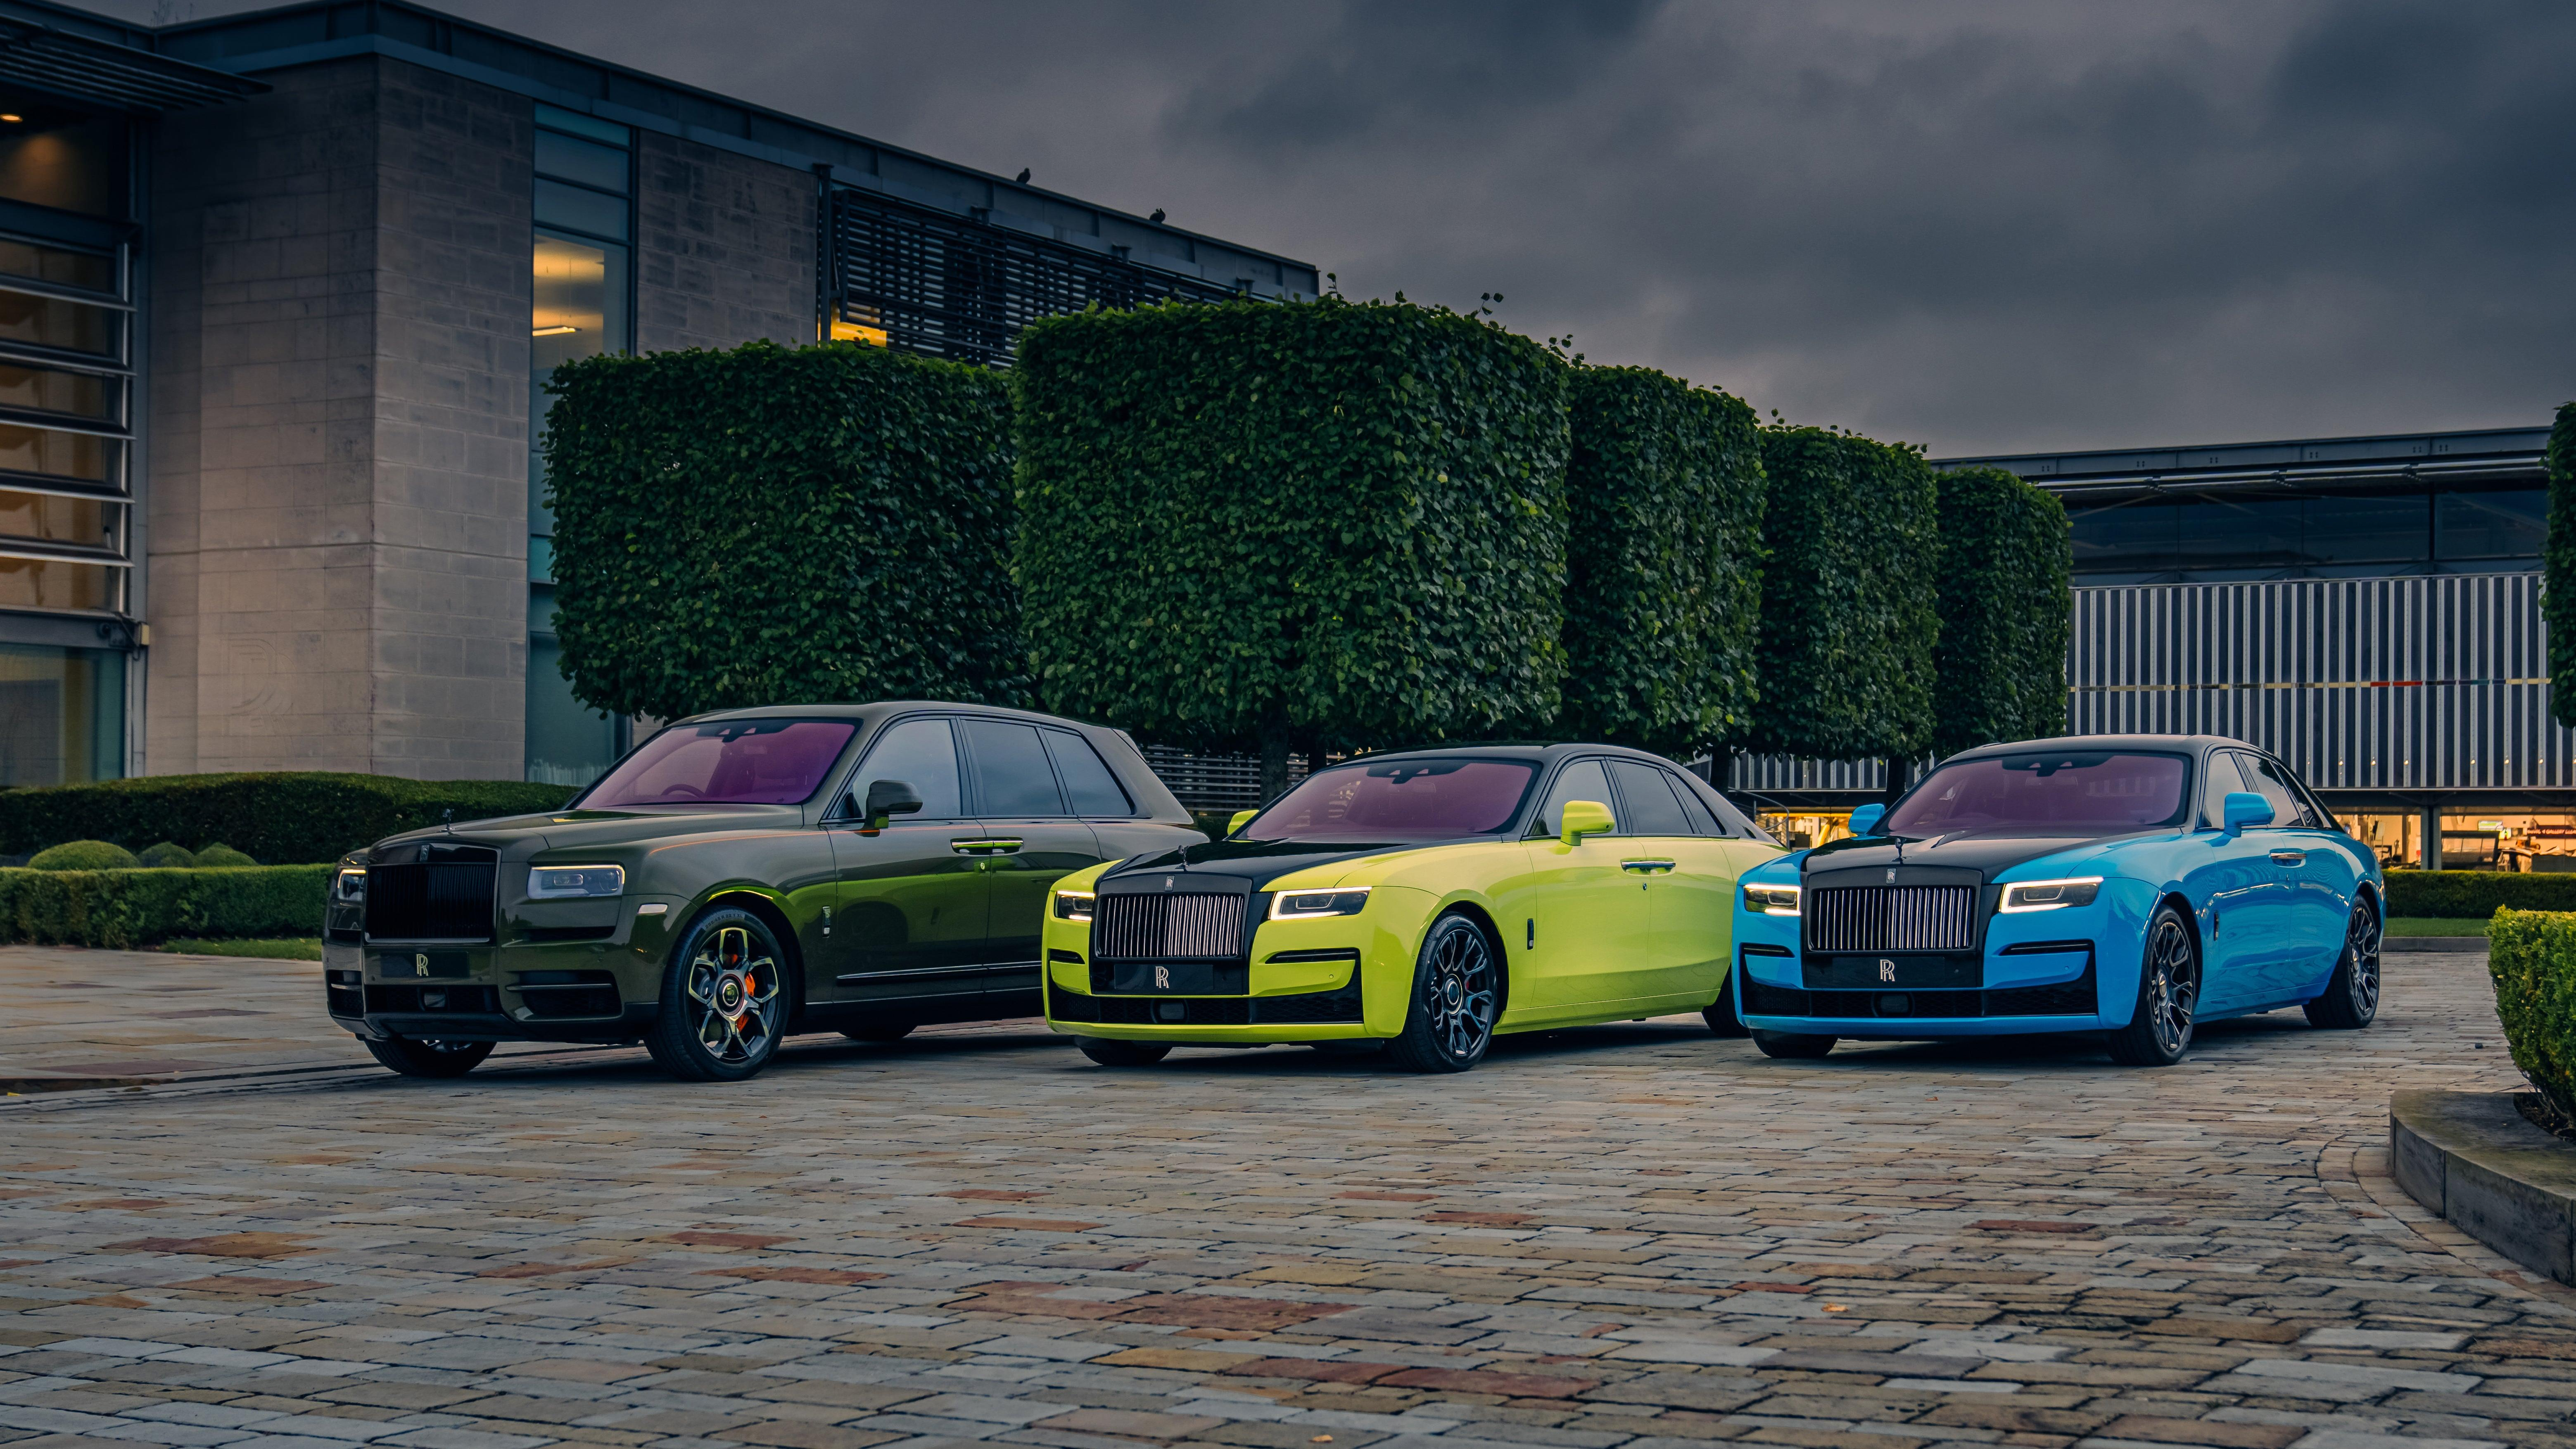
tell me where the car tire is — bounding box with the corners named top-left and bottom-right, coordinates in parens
top-left (1752, 1029), bottom-right (1833, 1059)
top-left (1077, 1038), bottom-right (1170, 1067)
top-left (1384, 912), bottom-right (1503, 1074)
top-left (2105, 902), bottom-right (2198, 1066)
top-left (1703, 971), bottom-right (1750, 1038)
top-left (364, 1036), bottom-right (493, 1078)
top-left (2303, 897), bottom-right (2382, 1030)
top-left (841, 1021), bottom-right (915, 1043)
top-left (644, 906), bottom-right (792, 1083)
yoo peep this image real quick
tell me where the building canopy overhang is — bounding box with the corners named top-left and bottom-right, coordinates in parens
top-left (0, 17), bottom-right (266, 111)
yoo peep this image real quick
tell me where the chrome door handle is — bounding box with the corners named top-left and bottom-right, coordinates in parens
top-left (950, 838), bottom-right (1024, 856)
top-left (1621, 859), bottom-right (1676, 873)
top-left (2270, 850), bottom-right (2305, 866)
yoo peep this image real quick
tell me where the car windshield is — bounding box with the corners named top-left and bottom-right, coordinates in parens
top-left (584, 719), bottom-right (856, 807)
top-left (1244, 758), bottom-right (1538, 842)
top-left (1883, 750), bottom-right (2192, 835)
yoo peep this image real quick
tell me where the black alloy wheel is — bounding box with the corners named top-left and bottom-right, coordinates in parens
top-left (2304, 898), bottom-right (2383, 1029)
top-left (1078, 1037), bottom-right (1171, 1067)
top-left (364, 1036), bottom-right (494, 1078)
top-left (646, 906), bottom-right (791, 1082)
top-left (2106, 903), bottom-right (2198, 1066)
top-left (1704, 970), bottom-right (1750, 1038)
top-left (1752, 1029), bottom-right (1833, 1060)
top-left (1385, 912), bottom-right (1501, 1073)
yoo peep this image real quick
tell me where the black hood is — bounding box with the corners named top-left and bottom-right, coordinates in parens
top-left (1803, 829), bottom-right (2143, 882)
top-left (1100, 836), bottom-right (1434, 893)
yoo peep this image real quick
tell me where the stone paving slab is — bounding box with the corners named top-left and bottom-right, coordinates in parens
top-left (1, 952), bottom-right (2570, 1448)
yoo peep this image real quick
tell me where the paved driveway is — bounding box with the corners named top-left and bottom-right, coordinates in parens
top-left (1, 948), bottom-right (2569, 1449)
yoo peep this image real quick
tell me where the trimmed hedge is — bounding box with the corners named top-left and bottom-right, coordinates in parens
top-left (543, 339), bottom-right (1023, 721)
top-left (0, 865), bottom-right (330, 949)
top-left (1743, 427), bottom-right (1939, 760)
top-left (1015, 296), bottom-right (1570, 796)
top-left (2489, 908), bottom-right (2576, 1121)
top-left (2548, 401), bottom-right (2576, 727)
top-left (0, 773), bottom-right (573, 864)
top-left (1933, 465), bottom-right (2073, 757)
top-left (2387, 870), bottom-right (2576, 920)
top-left (31, 840), bottom-right (138, 870)
top-left (1557, 365), bottom-right (1766, 756)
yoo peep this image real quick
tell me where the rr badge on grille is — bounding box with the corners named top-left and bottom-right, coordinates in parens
top-left (413, 953), bottom-right (430, 977)
top-left (1163, 876), bottom-right (1175, 890)
top-left (1885, 869), bottom-right (1897, 883)
top-left (1155, 965), bottom-right (1171, 989)
top-left (1879, 959), bottom-right (1895, 982)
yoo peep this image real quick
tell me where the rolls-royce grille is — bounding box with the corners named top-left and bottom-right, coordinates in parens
top-left (366, 848), bottom-right (499, 941)
top-left (1806, 885), bottom-right (1976, 953)
top-left (1094, 892), bottom-right (1244, 961)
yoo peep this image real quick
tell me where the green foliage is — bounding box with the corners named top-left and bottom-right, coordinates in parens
top-left (196, 843), bottom-right (257, 867)
top-left (138, 842), bottom-right (196, 868)
top-left (162, 937), bottom-right (323, 961)
top-left (542, 339), bottom-right (1023, 721)
top-left (30, 840), bottom-right (138, 870)
top-left (2387, 870), bottom-right (2576, 919)
top-left (2549, 402), bottom-right (2576, 727)
top-left (0, 773), bottom-right (572, 864)
top-left (1014, 296), bottom-right (1570, 771)
top-left (1556, 366), bottom-right (1766, 755)
top-left (1932, 465), bottom-right (2073, 757)
top-left (0, 865), bottom-right (331, 949)
top-left (1743, 427), bottom-right (1939, 759)
top-left (2488, 908), bottom-right (2576, 1120)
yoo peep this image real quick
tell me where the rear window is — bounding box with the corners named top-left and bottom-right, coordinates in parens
top-left (585, 719), bottom-right (855, 807)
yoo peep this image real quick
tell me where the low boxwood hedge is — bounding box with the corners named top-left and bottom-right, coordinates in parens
top-left (0, 865), bottom-right (330, 949)
top-left (2385, 870), bottom-right (2576, 920)
top-left (2489, 908), bottom-right (2576, 1121)
top-left (0, 773), bottom-right (573, 865)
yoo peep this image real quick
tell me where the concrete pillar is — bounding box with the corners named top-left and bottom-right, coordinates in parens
top-left (2422, 805), bottom-right (2443, 871)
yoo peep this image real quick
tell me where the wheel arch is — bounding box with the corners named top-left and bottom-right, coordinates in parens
top-left (1431, 896), bottom-right (1512, 1019)
top-left (688, 887), bottom-right (807, 1015)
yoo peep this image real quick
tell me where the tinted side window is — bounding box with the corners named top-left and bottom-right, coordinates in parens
top-left (1532, 759), bottom-right (1615, 837)
top-left (1608, 761), bottom-right (1693, 836)
top-left (2200, 752), bottom-right (2245, 821)
top-left (2237, 753), bottom-right (2312, 828)
top-left (1043, 729), bottom-right (1134, 816)
top-left (854, 718), bottom-right (963, 819)
top-left (1671, 776), bottom-right (1728, 836)
top-left (963, 719), bottom-right (1067, 816)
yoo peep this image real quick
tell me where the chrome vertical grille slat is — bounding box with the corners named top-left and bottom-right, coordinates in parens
top-left (1094, 892), bottom-right (1245, 960)
top-left (1806, 885), bottom-right (1975, 953)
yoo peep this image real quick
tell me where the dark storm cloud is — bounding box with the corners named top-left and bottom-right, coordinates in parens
top-left (119, 0), bottom-right (2576, 453)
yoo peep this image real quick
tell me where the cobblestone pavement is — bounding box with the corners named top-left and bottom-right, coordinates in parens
top-left (5, 951), bottom-right (2571, 1449)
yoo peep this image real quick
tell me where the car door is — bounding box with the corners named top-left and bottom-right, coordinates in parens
top-left (823, 716), bottom-right (993, 1007)
top-left (1652, 767), bottom-right (1769, 1010)
top-left (957, 717), bottom-right (1103, 1008)
top-left (1505, 757), bottom-right (1657, 1021)
top-left (2190, 750), bottom-right (2297, 1010)
top-left (2242, 752), bottom-right (2355, 997)
top-left (1605, 759), bottom-right (1719, 1006)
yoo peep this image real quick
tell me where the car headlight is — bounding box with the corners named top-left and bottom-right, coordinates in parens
top-left (334, 867), bottom-right (367, 903)
top-left (1742, 882), bottom-right (1800, 916)
top-left (1271, 887), bottom-right (1370, 920)
top-left (1999, 877), bottom-right (2103, 913)
top-left (1054, 889), bottom-right (1095, 921)
top-left (528, 864), bottom-right (625, 900)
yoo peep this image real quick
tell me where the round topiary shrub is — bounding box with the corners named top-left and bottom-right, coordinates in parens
top-left (29, 840), bottom-right (142, 870)
top-left (194, 843), bottom-right (257, 867)
top-left (137, 841), bottom-right (197, 868)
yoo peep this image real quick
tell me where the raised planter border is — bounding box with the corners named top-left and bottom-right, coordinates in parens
top-left (2390, 1089), bottom-right (2576, 1283)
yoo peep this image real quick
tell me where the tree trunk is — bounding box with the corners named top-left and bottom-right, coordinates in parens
top-left (1881, 754), bottom-right (1914, 808)
top-left (1259, 722), bottom-right (1292, 805)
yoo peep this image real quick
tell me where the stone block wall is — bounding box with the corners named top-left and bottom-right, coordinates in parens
top-left (634, 132), bottom-right (814, 353)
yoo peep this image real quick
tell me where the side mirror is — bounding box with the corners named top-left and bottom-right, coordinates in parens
top-left (2222, 791), bottom-right (2272, 837)
top-left (1227, 809), bottom-right (1257, 837)
top-left (862, 778), bottom-right (924, 829)
top-left (1559, 799), bottom-right (1615, 848)
top-left (1848, 803), bottom-right (1886, 837)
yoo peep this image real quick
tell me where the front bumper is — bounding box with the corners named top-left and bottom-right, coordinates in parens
top-left (324, 894), bottom-right (684, 1043)
top-left (1736, 945), bottom-right (2106, 1038)
top-left (1040, 902), bottom-right (1416, 1044)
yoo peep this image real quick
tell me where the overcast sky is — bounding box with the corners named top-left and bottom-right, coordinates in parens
top-left (118, 0), bottom-right (2576, 456)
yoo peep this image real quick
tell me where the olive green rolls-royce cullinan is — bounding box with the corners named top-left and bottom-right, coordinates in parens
top-left (323, 702), bottom-right (1205, 1082)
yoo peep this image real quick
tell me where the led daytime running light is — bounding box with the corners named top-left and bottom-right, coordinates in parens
top-left (1270, 887), bottom-right (1371, 920)
top-left (1998, 876), bottom-right (2103, 913)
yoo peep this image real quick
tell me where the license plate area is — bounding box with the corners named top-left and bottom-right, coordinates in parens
top-left (1804, 954), bottom-right (1980, 989)
top-left (1105, 960), bottom-right (1248, 995)
top-left (377, 951), bottom-right (472, 980)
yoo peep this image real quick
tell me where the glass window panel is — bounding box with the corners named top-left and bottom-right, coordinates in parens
top-left (0, 489), bottom-right (108, 548)
top-left (2177, 496), bottom-right (2301, 570)
top-left (535, 102), bottom-right (632, 147)
top-left (2438, 485), bottom-right (2545, 560)
top-left (1042, 729), bottom-right (1134, 816)
top-left (536, 130), bottom-right (629, 194)
top-left (522, 633), bottom-right (619, 787)
top-left (855, 718), bottom-right (964, 819)
top-left (0, 288), bottom-right (118, 357)
top-left (0, 361), bottom-right (113, 421)
top-left (962, 718), bottom-right (1066, 816)
top-left (1608, 760), bottom-right (1693, 836)
top-left (2068, 499), bottom-right (2176, 574)
top-left (1532, 758), bottom-right (1614, 837)
top-left (0, 642), bottom-right (121, 784)
top-left (0, 237), bottom-right (114, 294)
top-left (2303, 489), bottom-right (2427, 564)
top-left (2201, 750), bottom-right (2246, 818)
top-left (0, 555), bottom-right (113, 611)
top-left (0, 109), bottom-right (130, 220)
top-left (534, 177), bottom-right (627, 240)
top-left (0, 422), bottom-right (107, 483)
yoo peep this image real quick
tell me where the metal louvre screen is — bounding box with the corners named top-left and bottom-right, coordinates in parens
top-left (826, 187), bottom-right (1246, 369)
top-left (1093, 893), bottom-right (1245, 961)
top-left (1806, 885), bottom-right (1976, 953)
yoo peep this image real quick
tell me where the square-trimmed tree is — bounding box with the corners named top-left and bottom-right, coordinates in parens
top-left (1557, 365), bottom-right (1766, 757)
top-left (541, 339), bottom-right (1022, 721)
top-left (1742, 427), bottom-right (1940, 771)
top-left (1014, 296), bottom-right (1570, 798)
top-left (2549, 401), bottom-right (2576, 727)
top-left (1932, 465), bottom-right (2072, 757)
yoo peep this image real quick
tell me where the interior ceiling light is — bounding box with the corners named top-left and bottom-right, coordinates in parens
top-left (531, 324), bottom-right (578, 336)
top-left (0, 115), bottom-right (22, 123)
